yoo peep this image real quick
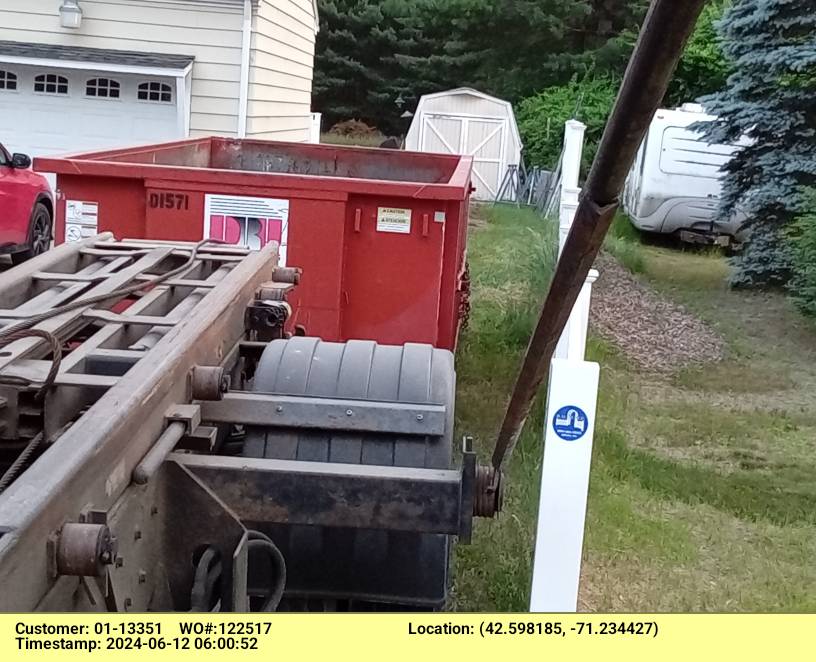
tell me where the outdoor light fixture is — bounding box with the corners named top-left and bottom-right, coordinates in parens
top-left (59, 0), bottom-right (83, 29)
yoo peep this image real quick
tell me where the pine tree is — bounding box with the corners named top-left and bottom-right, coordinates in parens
top-left (391, 0), bottom-right (486, 102)
top-left (312, 0), bottom-right (413, 133)
top-left (665, 0), bottom-right (730, 105)
top-left (459, 0), bottom-right (591, 100)
top-left (570, 0), bottom-right (649, 70)
top-left (695, 0), bottom-right (816, 288)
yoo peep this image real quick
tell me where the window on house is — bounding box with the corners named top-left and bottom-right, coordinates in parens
top-left (137, 81), bottom-right (172, 103)
top-left (0, 71), bottom-right (18, 91)
top-left (34, 73), bottom-right (69, 95)
top-left (86, 78), bottom-right (121, 98)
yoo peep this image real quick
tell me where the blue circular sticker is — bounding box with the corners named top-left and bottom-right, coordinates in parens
top-left (552, 406), bottom-right (589, 441)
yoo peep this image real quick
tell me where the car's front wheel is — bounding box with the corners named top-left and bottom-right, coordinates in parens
top-left (11, 202), bottom-right (52, 265)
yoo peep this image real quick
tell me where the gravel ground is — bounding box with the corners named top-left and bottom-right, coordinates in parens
top-left (590, 253), bottom-right (725, 372)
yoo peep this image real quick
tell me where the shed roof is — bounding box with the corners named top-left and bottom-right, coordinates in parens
top-left (414, 87), bottom-right (522, 150)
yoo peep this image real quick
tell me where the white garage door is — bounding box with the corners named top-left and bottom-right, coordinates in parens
top-left (0, 64), bottom-right (181, 175)
top-left (419, 113), bottom-right (508, 200)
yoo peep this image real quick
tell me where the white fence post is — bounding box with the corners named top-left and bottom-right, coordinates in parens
top-left (561, 120), bottom-right (586, 192)
top-left (530, 118), bottom-right (600, 612)
top-left (558, 187), bottom-right (580, 255)
top-left (310, 112), bottom-right (322, 144)
top-left (563, 269), bottom-right (599, 362)
top-left (529, 359), bottom-right (600, 612)
top-left (555, 119), bottom-right (586, 360)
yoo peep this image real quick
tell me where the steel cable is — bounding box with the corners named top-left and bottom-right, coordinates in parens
top-left (0, 329), bottom-right (61, 399)
top-left (190, 547), bottom-right (223, 613)
top-left (0, 239), bottom-right (224, 339)
top-left (247, 530), bottom-right (286, 612)
top-left (0, 432), bottom-right (44, 494)
top-left (187, 532), bottom-right (286, 613)
top-left (0, 239), bottom-right (223, 397)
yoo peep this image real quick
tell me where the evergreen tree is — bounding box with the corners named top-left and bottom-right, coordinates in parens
top-left (665, 0), bottom-right (730, 105)
top-left (392, 0), bottom-right (486, 100)
top-left (312, 0), bottom-right (413, 133)
top-left (454, 0), bottom-right (590, 100)
top-left (695, 0), bottom-right (816, 288)
top-left (570, 0), bottom-right (649, 72)
top-left (312, 0), bottom-right (652, 133)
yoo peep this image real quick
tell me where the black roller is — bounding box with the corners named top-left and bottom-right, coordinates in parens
top-left (243, 337), bottom-right (456, 609)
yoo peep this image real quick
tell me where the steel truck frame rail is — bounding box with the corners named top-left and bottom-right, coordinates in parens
top-left (0, 235), bottom-right (482, 611)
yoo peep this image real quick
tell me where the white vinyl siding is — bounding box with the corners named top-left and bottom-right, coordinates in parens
top-left (247, 0), bottom-right (316, 141)
top-left (0, 0), bottom-right (244, 137)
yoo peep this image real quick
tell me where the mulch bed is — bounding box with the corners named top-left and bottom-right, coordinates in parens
top-left (589, 253), bottom-right (725, 372)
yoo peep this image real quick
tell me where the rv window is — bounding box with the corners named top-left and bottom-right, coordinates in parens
top-left (659, 126), bottom-right (736, 179)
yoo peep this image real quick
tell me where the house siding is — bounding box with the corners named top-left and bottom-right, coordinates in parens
top-left (0, 0), bottom-right (246, 137)
top-left (247, 0), bottom-right (316, 141)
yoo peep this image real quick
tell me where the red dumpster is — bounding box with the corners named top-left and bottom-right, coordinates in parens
top-left (36, 138), bottom-right (473, 350)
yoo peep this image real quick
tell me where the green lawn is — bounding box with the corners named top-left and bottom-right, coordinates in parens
top-left (453, 204), bottom-right (816, 612)
top-left (450, 204), bottom-right (556, 611)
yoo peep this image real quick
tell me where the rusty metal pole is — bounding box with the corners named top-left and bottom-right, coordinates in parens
top-left (490, 0), bottom-right (708, 474)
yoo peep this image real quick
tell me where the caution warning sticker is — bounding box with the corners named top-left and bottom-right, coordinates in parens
top-left (376, 207), bottom-right (412, 234)
top-left (65, 200), bottom-right (99, 242)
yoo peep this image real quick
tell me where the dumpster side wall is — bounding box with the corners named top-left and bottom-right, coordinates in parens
top-left (340, 196), bottom-right (446, 346)
top-left (55, 175), bottom-right (147, 245)
top-left (44, 139), bottom-right (472, 350)
top-left (438, 197), bottom-right (471, 350)
top-left (53, 174), bottom-right (469, 350)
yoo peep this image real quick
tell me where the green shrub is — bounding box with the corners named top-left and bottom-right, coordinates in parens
top-left (516, 75), bottom-right (620, 175)
top-left (788, 190), bottom-right (816, 316)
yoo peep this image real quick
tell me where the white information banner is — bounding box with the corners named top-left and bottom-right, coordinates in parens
top-left (530, 358), bottom-right (600, 612)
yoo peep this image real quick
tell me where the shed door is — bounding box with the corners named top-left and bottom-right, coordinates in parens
top-left (420, 113), bottom-right (507, 200)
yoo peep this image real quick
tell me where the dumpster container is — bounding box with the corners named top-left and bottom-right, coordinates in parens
top-left (36, 138), bottom-right (473, 349)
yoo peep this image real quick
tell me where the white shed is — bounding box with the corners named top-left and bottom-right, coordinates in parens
top-left (405, 88), bottom-right (522, 201)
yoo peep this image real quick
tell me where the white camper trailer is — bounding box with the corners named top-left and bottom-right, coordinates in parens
top-left (623, 103), bottom-right (746, 243)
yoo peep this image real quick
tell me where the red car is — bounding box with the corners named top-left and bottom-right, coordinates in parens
top-left (0, 143), bottom-right (53, 265)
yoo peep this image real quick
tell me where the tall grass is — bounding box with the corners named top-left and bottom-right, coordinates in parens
top-left (460, 205), bottom-right (557, 357)
top-left (604, 212), bottom-right (646, 273)
top-left (452, 203), bottom-right (558, 611)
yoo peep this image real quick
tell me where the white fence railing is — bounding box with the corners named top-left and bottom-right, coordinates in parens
top-left (529, 119), bottom-right (602, 612)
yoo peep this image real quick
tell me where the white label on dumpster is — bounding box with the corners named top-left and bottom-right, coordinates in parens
top-left (65, 200), bottom-right (98, 242)
top-left (376, 207), bottom-right (412, 234)
top-left (203, 194), bottom-right (289, 265)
